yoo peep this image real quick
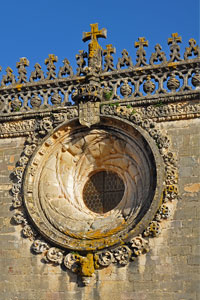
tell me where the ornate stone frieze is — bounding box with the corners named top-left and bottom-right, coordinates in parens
top-left (0, 119), bottom-right (36, 137)
top-left (100, 100), bottom-right (200, 123)
top-left (0, 98), bottom-right (199, 139)
top-left (0, 24), bottom-right (199, 116)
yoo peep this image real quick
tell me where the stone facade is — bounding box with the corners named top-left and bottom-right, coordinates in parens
top-left (0, 24), bottom-right (199, 299)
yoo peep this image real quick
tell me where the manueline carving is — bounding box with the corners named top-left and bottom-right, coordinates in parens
top-left (168, 33), bottom-right (182, 62)
top-left (30, 63), bottom-right (44, 82)
top-left (45, 54), bottom-right (58, 80)
top-left (58, 58), bottom-right (73, 78)
top-left (103, 44), bottom-right (116, 71)
top-left (16, 57), bottom-right (29, 84)
top-left (0, 29), bottom-right (198, 117)
top-left (150, 44), bottom-right (167, 65)
top-left (117, 49), bottom-right (133, 69)
top-left (134, 37), bottom-right (148, 67)
top-left (1, 23), bottom-right (197, 286)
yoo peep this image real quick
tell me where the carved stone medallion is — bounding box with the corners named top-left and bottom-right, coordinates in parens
top-left (23, 117), bottom-right (164, 251)
top-left (11, 113), bottom-right (178, 284)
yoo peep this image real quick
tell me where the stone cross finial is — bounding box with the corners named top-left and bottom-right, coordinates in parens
top-left (103, 44), bottom-right (116, 71)
top-left (82, 23), bottom-right (107, 71)
top-left (184, 38), bottom-right (200, 59)
top-left (45, 54), bottom-right (58, 80)
top-left (16, 57), bottom-right (29, 84)
top-left (134, 37), bottom-right (149, 66)
top-left (45, 54), bottom-right (58, 66)
top-left (83, 23), bottom-right (107, 44)
top-left (168, 33), bottom-right (182, 62)
top-left (168, 33), bottom-right (182, 45)
top-left (103, 44), bottom-right (116, 57)
top-left (135, 37), bottom-right (148, 49)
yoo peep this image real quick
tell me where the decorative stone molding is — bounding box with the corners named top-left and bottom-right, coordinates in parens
top-left (0, 25), bottom-right (199, 116)
top-left (1, 23), bottom-right (196, 285)
top-left (11, 112), bottom-right (178, 285)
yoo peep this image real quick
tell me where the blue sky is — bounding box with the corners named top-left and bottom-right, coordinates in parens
top-left (0, 0), bottom-right (199, 76)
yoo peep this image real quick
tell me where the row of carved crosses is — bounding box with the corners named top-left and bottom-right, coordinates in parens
top-left (0, 34), bottom-right (199, 87)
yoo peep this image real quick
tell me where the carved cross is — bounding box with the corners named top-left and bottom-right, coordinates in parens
top-left (45, 54), bottom-right (58, 80)
top-left (83, 23), bottom-right (107, 43)
top-left (168, 33), bottom-right (182, 62)
top-left (134, 37), bottom-right (148, 49)
top-left (103, 44), bottom-right (116, 57)
top-left (83, 23), bottom-right (107, 63)
top-left (103, 44), bottom-right (116, 71)
top-left (134, 37), bottom-right (148, 67)
top-left (168, 33), bottom-right (182, 45)
top-left (45, 54), bottom-right (58, 67)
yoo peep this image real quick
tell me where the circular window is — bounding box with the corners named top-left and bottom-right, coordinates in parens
top-left (83, 171), bottom-right (125, 213)
top-left (23, 117), bottom-right (164, 251)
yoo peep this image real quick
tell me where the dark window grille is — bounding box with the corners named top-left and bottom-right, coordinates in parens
top-left (83, 171), bottom-right (125, 213)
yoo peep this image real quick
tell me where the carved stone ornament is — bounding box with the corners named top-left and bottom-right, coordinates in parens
top-left (79, 101), bottom-right (100, 127)
top-left (3, 22), bottom-right (194, 286)
top-left (11, 112), bottom-right (179, 285)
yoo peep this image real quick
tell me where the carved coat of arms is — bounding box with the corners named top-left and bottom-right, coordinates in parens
top-left (79, 101), bottom-right (100, 127)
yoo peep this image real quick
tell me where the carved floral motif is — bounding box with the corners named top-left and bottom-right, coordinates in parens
top-left (64, 253), bottom-right (79, 272)
top-left (32, 240), bottom-right (49, 253)
top-left (129, 235), bottom-right (150, 257)
top-left (143, 76), bottom-right (156, 94)
top-left (113, 246), bottom-right (132, 265)
top-left (45, 248), bottom-right (64, 264)
top-left (120, 80), bottom-right (132, 97)
top-left (143, 221), bottom-right (162, 237)
top-left (97, 251), bottom-right (113, 267)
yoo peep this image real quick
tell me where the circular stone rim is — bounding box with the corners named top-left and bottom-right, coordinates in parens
top-left (23, 116), bottom-right (165, 251)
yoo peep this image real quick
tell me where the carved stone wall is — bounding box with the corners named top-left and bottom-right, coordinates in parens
top-left (0, 24), bottom-right (199, 300)
top-left (0, 117), bottom-right (199, 300)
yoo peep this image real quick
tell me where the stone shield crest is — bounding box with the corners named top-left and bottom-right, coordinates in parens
top-left (79, 101), bottom-right (100, 127)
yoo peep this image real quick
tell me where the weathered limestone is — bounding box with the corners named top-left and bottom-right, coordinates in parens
top-left (0, 24), bottom-right (199, 299)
